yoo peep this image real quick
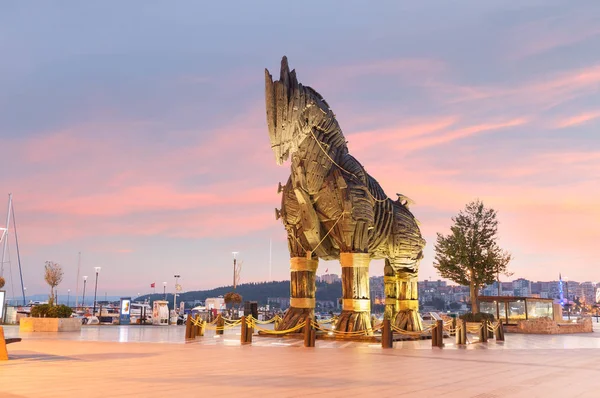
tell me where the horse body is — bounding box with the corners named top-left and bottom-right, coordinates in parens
top-left (266, 57), bottom-right (425, 332)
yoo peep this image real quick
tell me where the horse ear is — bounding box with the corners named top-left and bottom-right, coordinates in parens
top-left (265, 68), bottom-right (276, 141)
top-left (280, 56), bottom-right (289, 81)
top-left (280, 56), bottom-right (298, 94)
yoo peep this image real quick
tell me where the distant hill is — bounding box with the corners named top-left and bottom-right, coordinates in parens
top-left (136, 280), bottom-right (343, 307)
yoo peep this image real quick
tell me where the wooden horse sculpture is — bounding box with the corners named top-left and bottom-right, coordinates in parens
top-left (265, 57), bottom-right (426, 333)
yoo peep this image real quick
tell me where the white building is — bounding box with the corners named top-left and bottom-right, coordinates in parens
top-left (204, 297), bottom-right (226, 312)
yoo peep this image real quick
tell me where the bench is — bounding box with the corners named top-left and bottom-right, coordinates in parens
top-left (1, 326), bottom-right (21, 360)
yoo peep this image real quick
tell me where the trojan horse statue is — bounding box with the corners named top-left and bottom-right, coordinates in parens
top-left (265, 56), bottom-right (426, 333)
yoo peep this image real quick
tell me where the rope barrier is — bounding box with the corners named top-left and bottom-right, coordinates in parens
top-left (391, 323), bottom-right (435, 337)
top-left (252, 315), bottom-right (283, 325)
top-left (466, 323), bottom-right (483, 333)
top-left (247, 318), bottom-right (307, 334)
top-left (487, 322), bottom-right (501, 333)
top-left (189, 315), bottom-right (455, 340)
top-left (311, 320), bottom-right (383, 336)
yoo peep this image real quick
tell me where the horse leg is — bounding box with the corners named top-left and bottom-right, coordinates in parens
top-left (335, 252), bottom-right (373, 334)
top-left (383, 259), bottom-right (398, 321)
top-left (276, 178), bottom-right (321, 331)
top-left (277, 255), bottom-right (319, 331)
top-left (394, 271), bottom-right (422, 331)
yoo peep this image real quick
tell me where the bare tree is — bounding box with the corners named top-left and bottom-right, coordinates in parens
top-left (44, 261), bottom-right (64, 306)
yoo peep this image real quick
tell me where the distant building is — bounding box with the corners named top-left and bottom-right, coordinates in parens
top-left (316, 300), bottom-right (336, 309)
top-left (370, 276), bottom-right (385, 305)
top-left (513, 278), bottom-right (531, 297)
top-left (318, 274), bottom-right (341, 284)
top-left (579, 282), bottom-right (596, 304)
top-left (267, 297), bottom-right (290, 309)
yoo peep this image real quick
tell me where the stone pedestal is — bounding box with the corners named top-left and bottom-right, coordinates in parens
top-left (19, 317), bottom-right (82, 332)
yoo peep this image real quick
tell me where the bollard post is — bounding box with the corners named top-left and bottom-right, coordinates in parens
top-left (196, 315), bottom-right (202, 337)
top-left (451, 318), bottom-right (457, 336)
top-left (496, 322), bottom-right (504, 341)
top-left (431, 321), bottom-right (438, 347)
top-left (247, 316), bottom-right (253, 344)
top-left (479, 320), bottom-right (487, 343)
top-left (240, 316), bottom-right (248, 344)
top-left (0, 327), bottom-right (8, 361)
top-left (216, 314), bottom-right (224, 335)
top-left (456, 318), bottom-right (467, 345)
top-left (455, 321), bottom-right (461, 345)
top-left (185, 314), bottom-right (192, 339)
top-left (304, 317), bottom-right (315, 347)
top-left (481, 319), bottom-right (489, 343)
top-left (436, 320), bottom-right (444, 348)
top-left (487, 319), bottom-right (494, 339)
top-left (382, 319), bottom-right (393, 349)
top-left (191, 315), bottom-right (197, 339)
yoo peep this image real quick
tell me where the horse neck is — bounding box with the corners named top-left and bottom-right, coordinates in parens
top-left (292, 123), bottom-right (347, 194)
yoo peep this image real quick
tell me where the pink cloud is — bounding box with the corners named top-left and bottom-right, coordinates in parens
top-left (347, 116), bottom-right (528, 158)
top-left (553, 111), bottom-right (600, 128)
top-left (434, 64), bottom-right (600, 111)
top-left (346, 117), bottom-right (458, 150)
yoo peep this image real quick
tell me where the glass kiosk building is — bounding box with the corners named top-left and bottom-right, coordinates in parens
top-left (478, 296), bottom-right (554, 324)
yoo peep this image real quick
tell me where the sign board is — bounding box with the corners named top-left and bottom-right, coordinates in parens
top-left (152, 300), bottom-right (169, 325)
top-left (0, 290), bottom-right (5, 322)
top-left (119, 297), bottom-right (131, 325)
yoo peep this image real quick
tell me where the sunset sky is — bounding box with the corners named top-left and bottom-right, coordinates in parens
top-left (1, 1), bottom-right (599, 297)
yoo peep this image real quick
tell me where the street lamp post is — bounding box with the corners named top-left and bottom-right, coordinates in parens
top-left (92, 267), bottom-right (101, 318)
top-left (174, 274), bottom-right (180, 324)
top-left (565, 279), bottom-right (570, 320)
top-left (82, 276), bottom-right (88, 311)
top-left (232, 251), bottom-right (238, 289)
top-left (67, 289), bottom-right (70, 307)
top-left (163, 282), bottom-right (167, 300)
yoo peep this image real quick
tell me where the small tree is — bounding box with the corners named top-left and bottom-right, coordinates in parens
top-left (434, 200), bottom-right (512, 313)
top-left (44, 261), bottom-right (64, 306)
top-left (0, 276), bottom-right (5, 289)
top-left (224, 291), bottom-right (243, 317)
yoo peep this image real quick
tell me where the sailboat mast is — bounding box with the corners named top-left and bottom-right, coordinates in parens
top-left (0, 193), bottom-right (12, 277)
top-left (269, 238), bottom-right (272, 282)
top-left (75, 252), bottom-right (81, 309)
top-left (10, 199), bottom-right (26, 305)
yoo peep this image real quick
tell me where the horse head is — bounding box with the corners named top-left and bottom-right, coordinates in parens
top-left (265, 56), bottom-right (336, 165)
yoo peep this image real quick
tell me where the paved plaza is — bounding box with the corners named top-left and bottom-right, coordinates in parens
top-left (2, 324), bottom-right (600, 397)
